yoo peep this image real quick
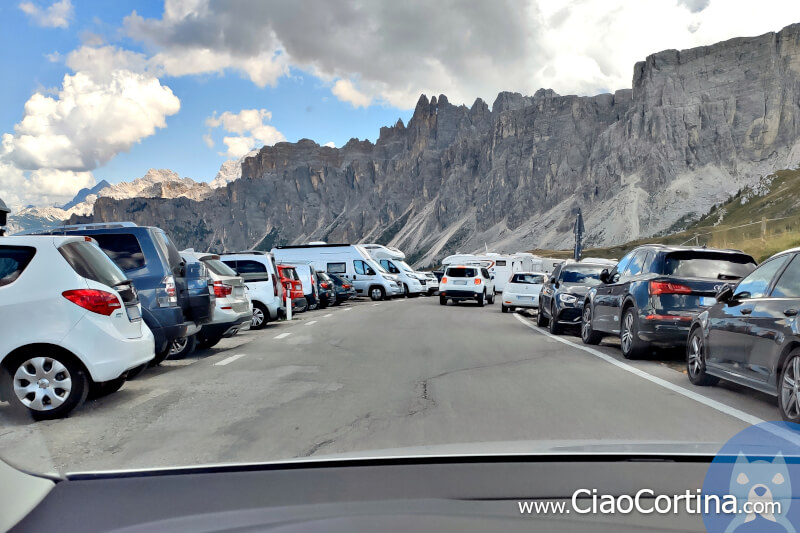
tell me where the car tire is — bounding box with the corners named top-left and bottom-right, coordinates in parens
top-left (439, 295), bottom-right (447, 305)
top-left (686, 327), bottom-right (719, 386)
top-left (620, 307), bottom-right (645, 359)
top-left (536, 308), bottom-right (548, 327)
top-left (548, 302), bottom-right (562, 334)
top-left (370, 286), bottom-right (385, 301)
top-left (477, 292), bottom-right (485, 307)
top-left (87, 376), bottom-right (125, 400)
top-left (196, 334), bottom-right (222, 350)
top-left (168, 335), bottom-right (196, 360)
top-left (403, 283), bottom-right (410, 297)
top-left (251, 303), bottom-right (269, 329)
top-left (779, 350), bottom-right (800, 422)
top-left (581, 305), bottom-right (603, 345)
top-left (2, 350), bottom-right (89, 420)
top-left (149, 346), bottom-right (171, 367)
top-left (488, 292), bottom-right (495, 304)
top-left (502, 304), bottom-right (508, 313)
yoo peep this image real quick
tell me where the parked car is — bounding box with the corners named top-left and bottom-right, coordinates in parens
top-left (220, 251), bottom-right (285, 329)
top-left (501, 272), bottom-right (546, 313)
top-left (537, 261), bottom-right (608, 334)
top-left (35, 223), bottom-right (213, 367)
top-left (179, 251), bottom-right (252, 351)
top-left (362, 244), bottom-right (427, 297)
top-left (284, 263), bottom-right (321, 310)
top-left (580, 245), bottom-right (756, 358)
top-left (277, 264), bottom-right (308, 313)
top-left (439, 265), bottom-right (496, 306)
top-left (686, 247), bottom-right (800, 421)
top-left (0, 236), bottom-right (154, 419)
top-left (316, 271), bottom-right (337, 308)
top-left (328, 273), bottom-right (356, 303)
top-left (272, 244), bottom-right (402, 300)
top-left (422, 272), bottom-right (439, 295)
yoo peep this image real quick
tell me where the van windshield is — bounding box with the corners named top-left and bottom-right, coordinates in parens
top-left (396, 260), bottom-right (415, 272)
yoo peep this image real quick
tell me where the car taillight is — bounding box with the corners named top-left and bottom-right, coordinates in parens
top-left (474, 278), bottom-right (482, 285)
top-left (213, 280), bottom-right (232, 298)
top-left (441, 277), bottom-right (448, 284)
top-left (321, 282), bottom-right (330, 288)
top-left (343, 284), bottom-right (351, 289)
top-left (156, 275), bottom-right (178, 307)
top-left (649, 281), bottom-right (692, 295)
top-left (62, 289), bottom-right (122, 316)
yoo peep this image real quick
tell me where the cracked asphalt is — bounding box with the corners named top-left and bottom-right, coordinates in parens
top-left (0, 296), bottom-right (783, 474)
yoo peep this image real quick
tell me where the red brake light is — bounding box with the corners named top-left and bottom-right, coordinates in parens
top-left (62, 289), bottom-right (122, 316)
top-left (213, 280), bottom-right (232, 298)
top-left (441, 277), bottom-right (448, 284)
top-left (649, 281), bottom-right (692, 295)
top-left (474, 278), bottom-right (482, 285)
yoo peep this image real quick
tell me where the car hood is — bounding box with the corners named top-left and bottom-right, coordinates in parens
top-left (560, 284), bottom-right (595, 296)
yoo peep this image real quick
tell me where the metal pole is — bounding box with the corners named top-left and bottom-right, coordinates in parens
top-left (286, 289), bottom-right (292, 321)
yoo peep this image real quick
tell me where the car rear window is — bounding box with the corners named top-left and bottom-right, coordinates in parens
top-left (203, 258), bottom-right (237, 276)
top-left (153, 230), bottom-right (183, 270)
top-left (446, 267), bottom-right (477, 277)
top-left (512, 273), bottom-right (544, 284)
top-left (0, 246), bottom-right (36, 287)
top-left (560, 265), bottom-right (604, 285)
top-left (235, 259), bottom-right (270, 282)
top-left (90, 233), bottom-right (145, 271)
top-left (59, 240), bottom-right (128, 288)
top-left (662, 252), bottom-right (756, 280)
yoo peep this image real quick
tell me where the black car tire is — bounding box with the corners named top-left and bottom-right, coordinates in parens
top-left (403, 283), bottom-right (409, 297)
top-left (501, 304), bottom-right (508, 313)
top-left (620, 307), bottom-right (646, 359)
top-left (581, 305), bottom-right (604, 345)
top-left (536, 307), bottom-right (548, 327)
top-left (370, 286), bottom-right (386, 301)
top-left (477, 292), bottom-right (485, 307)
top-left (548, 302), bottom-right (562, 334)
top-left (168, 335), bottom-right (196, 360)
top-left (779, 350), bottom-right (800, 422)
top-left (488, 292), bottom-right (495, 304)
top-left (2, 350), bottom-right (89, 420)
top-left (439, 295), bottom-right (447, 306)
top-left (87, 376), bottom-right (125, 400)
top-left (686, 327), bottom-right (719, 386)
top-left (251, 302), bottom-right (269, 329)
top-left (196, 334), bottom-right (222, 350)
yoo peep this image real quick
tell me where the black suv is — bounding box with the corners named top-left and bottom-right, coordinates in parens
top-left (581, 245), bottom-right (756, 358)
top-left (537, 262), bottom-right (609, 334)
top-left (36, 223), bottom-right (214, 366)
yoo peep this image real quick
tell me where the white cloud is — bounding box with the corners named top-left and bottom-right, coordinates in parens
top-left (19, 0), bottom-right (73, 29)
top-left (0, 159), bottom-right (94, 210)
top-left (323, 141), bottom-right (335, 148)
top-left (205, 108), bottom-right (285, 158)
top-left (331, 79), bottom-right (372, 109)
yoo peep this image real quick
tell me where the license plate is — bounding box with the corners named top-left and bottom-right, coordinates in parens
top-left (518, 296), bottom-right (531, 300)
top-left (700, 296), bottom-right (716, 307)
top-left (126, 305), bottom-right (141, 321)
top-left (455, 280), bottom-right (467, 285)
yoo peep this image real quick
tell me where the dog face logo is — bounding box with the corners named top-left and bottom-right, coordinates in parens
top-left (724, 453), bottom-right (794, 532)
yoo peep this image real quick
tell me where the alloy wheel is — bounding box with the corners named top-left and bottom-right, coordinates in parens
top-left (13, 357), bottom-right (72, 411)
top-left (251, 307), bottom-right (265, 327)
top-left (169, 337), bottom-right (188, 356)
top-left (781, 356), bottom-right (800, 420)
top-left (687, 334), bottom-right (703, 378)
top-left (371, 288), bottom-right (383, 300)
top-left (621, 312), bottom-right (634, 354)
top-left (581, 307), bottom-right (592, 341)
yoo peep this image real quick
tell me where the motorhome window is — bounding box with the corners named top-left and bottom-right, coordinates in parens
top-left (327, 262), bottom-right (346, 274)
top-left (496, 260), bottom-right (507, 266)
top-left (354, 260), bottom-right (375, 275)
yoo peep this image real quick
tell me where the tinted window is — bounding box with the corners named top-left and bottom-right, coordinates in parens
top-left (642, 251), bottom-right (656, 273)
top-left (236, 259), bottom-right (270, 282)
top-left (663, 252), bottom-right (756, 279)
top-left (446, 267), bottom-right (477, 277)
top-left (735, 255), bottom-right (790, 299)
top-left (90, 233), bottom-right (145, 271)
top-left (203, 259), bottom-right (237, 276)
top-left (327, 262), bottom-right (346, 274)
top-left (770, 255), bottom-right (800, 298)
top-left (560, 265), bottom-right (604, 286)
top-left (0, 246), bottom-right (35, 287)
top-left (153, 230), bottom-right (183, 269)
top-left (613, 251), bottom-right (635, 278)
top-left (222, 260), bottom-right (237, 271)
top-left (481, 268), bottom-right (491, 278)
top-left (624, 250), bottom-right (648, 277)
top-left (511, 273), bottom-right (545, 284)
top-left (496, 260), bottom-right (507, 266)
top-left (59, 240), bottom-right (127, 287)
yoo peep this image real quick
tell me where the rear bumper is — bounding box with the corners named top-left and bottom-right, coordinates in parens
top-left (292, 297), bottom-right (308, 312)
top-left (200, 314), bottom-right (252, 339)
top-left (441, 289), bottom-right (481, 299)
top-left (636, 317), bottom-right (693, 346)
top-left (503, 292), bottom-right (539, 308)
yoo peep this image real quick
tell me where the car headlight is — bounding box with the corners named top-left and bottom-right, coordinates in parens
top-left (559, 293), bottom-right (578, 304)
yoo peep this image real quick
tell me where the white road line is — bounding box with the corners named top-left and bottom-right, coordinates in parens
top-left (373, 303), bottom-right (381, 306)
top-left (512, 313), bottom-right (765, 426)
top-left (215, 353), bottom-right (247, 366)
top-left (125, 388), bottom-right (167, 409)
top-left (343, 308), bottom-right (352, 311)
top-left (323, 313), bottom-right (333, 318)
top-left (274, 332), bottom-right (291, 339)
top-left (305, 320), bottom-right (318, 326)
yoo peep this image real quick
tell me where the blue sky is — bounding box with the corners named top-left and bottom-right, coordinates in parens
top-left (1, 0), bottom-right (798, 210)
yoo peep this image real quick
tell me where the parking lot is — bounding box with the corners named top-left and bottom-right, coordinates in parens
top-left (0, 294), bottom-right (781, 474)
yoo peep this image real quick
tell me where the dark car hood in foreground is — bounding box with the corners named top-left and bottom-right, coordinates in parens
top-left (560, 284), bottom-right (596, 297)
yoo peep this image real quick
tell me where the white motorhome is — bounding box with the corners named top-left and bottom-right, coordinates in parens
top-left (361, 244), bottom-right (427, 296)
top-left (272, 244), bottom-right (402, 301)
top-left (441, 253), bottom-right (526, 293)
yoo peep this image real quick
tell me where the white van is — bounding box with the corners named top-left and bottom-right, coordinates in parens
top-left (272, 244), bottom-right (402, 301)
top-left (361, 244), bottom-right (427, 297)
top-left (219, 251), bottom-right (285, 328)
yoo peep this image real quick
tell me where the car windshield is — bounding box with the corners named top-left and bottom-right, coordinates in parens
top-left (560, 265), bottom-right (604, 285)
top-left (447, 267), bottom-right (477, 277)
top-left (6, 5), bottom-right (800, 516)
top-left (663, 252), bottom-right (756, 279)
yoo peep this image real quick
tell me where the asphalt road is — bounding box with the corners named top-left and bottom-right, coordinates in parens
top-left (0, 296), bottom-right (783, 474)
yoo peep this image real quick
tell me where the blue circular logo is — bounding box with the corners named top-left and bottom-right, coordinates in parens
top-left (703, 422), bottom-right (800, 533)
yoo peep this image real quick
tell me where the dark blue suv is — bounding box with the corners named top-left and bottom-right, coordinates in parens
top-left (36, 223), bottom-right (214, 366)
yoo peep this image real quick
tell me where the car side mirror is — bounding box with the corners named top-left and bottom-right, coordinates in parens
top-left (599, 269), bottom-right (610, 283)
top-left (716, 284), bottom-right (734, 303)
top-left (490, 275), bottom-right (495, 280)
top-left (554, 281), bottom-right (560, 289)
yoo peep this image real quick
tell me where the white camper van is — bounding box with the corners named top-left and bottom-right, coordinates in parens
top-left (440, 253), bottom-right (526, 293)
top-left (272, 244), bottom-right (402, 301)
top-left (361, 244), bottom-right (427, 296)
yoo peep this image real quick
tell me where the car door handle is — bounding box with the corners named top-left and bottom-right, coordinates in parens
top-left (740, 308), bottom-right (753, 315)
top-left (784, 309), bottom-right (799, 317)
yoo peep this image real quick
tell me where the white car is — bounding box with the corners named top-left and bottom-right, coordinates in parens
top-left (0, 236), bottom-right (154, 419)
top-left (220, 252), bottom-right (285, 329)
top-left (438, 265), bottom-right (496, 306)
top-left (422, 271), bottom-right (439, 295)
top-left (501, 272), bottom-right (546, 313)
